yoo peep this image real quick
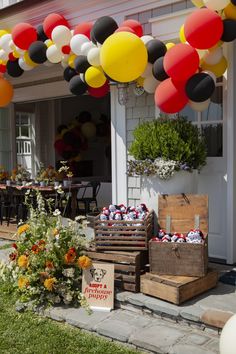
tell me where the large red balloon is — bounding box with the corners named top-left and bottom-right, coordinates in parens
top-left (154, 78), bottom-right (188, 114)
top-left (120, 19), bottom-right (143, 37)
top-left (12, 23), bottom-right (37, 50)
top-left (184, 8), bottom-right (223, 50)
top-left (115, 26), bottom-right (135, 34)
top-left (43, 13), bottom-right (69, 39)
top-left (88, 81), bottom-right (110, 98)
top-left (163, 43), bottom-right (199, 82)
top-left (74, 22), bottom-right (93, 39)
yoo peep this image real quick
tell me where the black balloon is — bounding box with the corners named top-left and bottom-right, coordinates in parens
top-left (28, 41), bottom-right (47, 64)
top-left (7, 59), bottom-right (24, 77)
top-left (92, 16), bottom-right (118, 44)
top-left (146, 39), bottom-right (167, 64)
top-left (186, 73), bottom-right (215, 103)
top-left (63, 66), bottom-right (77, 82)
top-left (37, 24), bottom-right (48, 42)
top-left (231, 0), bottom-right (236, 5)
top-left (90, 27), bottom-right (97, 45)
top-left (221, 19), bottom-right (236, 42)
top-left (152, 57), bottom-right (169, 81)
top-left (74, 56), bottom-right (91, 73)
top-left (69, 75), bottom-right (87, 95)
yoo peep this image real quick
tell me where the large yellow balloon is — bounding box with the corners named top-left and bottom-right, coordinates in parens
top-left (191, 0), bottom-right (204, 7)
top-left (179, 25), bottom-right (186, 43)
top-left (224, 3), bottom-right (236, 21)
top-left (68, 54), bottom-right (76, 68)
top-left (201, 56), bottom-right (228, 78)
top-left (0, 30), bottom-right (9, 38)
top-left (85, 66), bottom-right (106, 88)
top-left (24, 52), bottom-right (37, 67)
top-left (0, 78), bottom-right (13, 107)
top-left (166, 42), bottom-right (175, 51)
top-left (100, 32), bottom-right (147, 83)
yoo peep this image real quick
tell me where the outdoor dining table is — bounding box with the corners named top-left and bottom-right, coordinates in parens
top-left (0, 183), bottom-right (85, 219)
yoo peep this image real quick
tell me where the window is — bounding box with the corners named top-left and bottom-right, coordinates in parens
top-left (16, 112), bottom-right (33, 176)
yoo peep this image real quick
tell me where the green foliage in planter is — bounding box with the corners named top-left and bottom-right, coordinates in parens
top-left (129, 116), bottom-right (207, 170)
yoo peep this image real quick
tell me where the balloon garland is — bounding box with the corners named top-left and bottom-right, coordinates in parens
top-left (0, 1), bottom-right (234, 113)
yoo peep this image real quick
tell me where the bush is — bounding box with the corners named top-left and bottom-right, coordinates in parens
top-left (129, 115), bottom-right (207, 170)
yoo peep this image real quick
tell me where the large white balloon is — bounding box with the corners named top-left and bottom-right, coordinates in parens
top-left (204, 47), bottom-right (223, 66)
top-left (141, 63), bottom-right (153, 78)
top-left (51, 25), bottom-right (72, 47)
top-left (70, 34), bottom-right (89, 55)
top-left (0, 34), bottom-right (12, 53)
top-left (143, 75), bottom-right (159, 93)
top-left (141, 35), bottom-right (153, 45)
top-left (220, 314), bottom-right (236, 354)
top-left (46, 45), bottom-right (62, 63)
top-left (0, 49), bottom-right (8, 61)
top-left (80, 41), bottom-right (95, 56)
top-left (203, 0), bottom-right (230, 11)
top-left (87, 47), bottom-right (101, 66)
top-left (18, 58), bottom-right (34, 71)
top-left (189, 99), bottom-right (210, 112)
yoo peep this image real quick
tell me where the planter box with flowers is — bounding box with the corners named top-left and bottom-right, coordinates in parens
top-left (127, 115), bottom-right (207, 220)
top-left (11, 165), bottom-right (31, 185)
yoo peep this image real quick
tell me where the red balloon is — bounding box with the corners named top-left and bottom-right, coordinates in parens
top-left (62, 45), bottom-right (71, 54)
top-left (0, 64), bottom-right (6, 73)
top-left (88, 81), bottom-right (110, 98)
top-left (184, 8), bottom-right (223, 50)
top-left (120, 19), bottom-right (143, 37)
top-left (43, 13), bottom-right (69, 39)
top-left (74, 22), bottom-right (93, 39)
top-left (115, 26), bottom-right (135, 34)
top-left (163, 43), bottom-right (199, 82)
top-left (12, 23), bottom-right (37, 50)
top-left (154, 78), bottom-right (188, 114)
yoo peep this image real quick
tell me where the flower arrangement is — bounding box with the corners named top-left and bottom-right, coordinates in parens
top-left (0, 165), bottom-right (9, 181)
top-left (0, 189), bottom-right (91, 309)
top-left (11, 165), bottom-right (31, 183)
top-left (57, 160), bottom-right (74, 181)
top-left (36, 162), bottom-right (57, 183)
top-left (128, 115), bottom-right (206, 180)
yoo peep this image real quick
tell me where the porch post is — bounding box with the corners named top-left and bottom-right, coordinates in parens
top-left (110, 85), bottom-right (128, 205)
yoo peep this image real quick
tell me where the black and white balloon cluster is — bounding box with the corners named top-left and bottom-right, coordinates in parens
top-left (100, 203), bottom-right (149, 224)
top-left (152, 228), bottom-right (205, 244)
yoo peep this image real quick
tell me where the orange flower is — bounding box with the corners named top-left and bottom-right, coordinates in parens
top-left (53, 228), bottom-right (59, 236)
top-left (17, 224), bottom-right (30, 236)
top-left (77, 255), bottom-right (92, 269)
top-left (31, 244), bottom-right (40, 254)
top-left (44, 277), bottom-right (56, 291)
top-left (18, 276), bottom-right (29, 289)
top-left (45, 260), bottom-right (54, 269)
top-left (64, 251), bottom-right (76, 264)
top-left (38, 240), bottom-right (46, 250)
top-left (18, 255), bottom-right (28, 268)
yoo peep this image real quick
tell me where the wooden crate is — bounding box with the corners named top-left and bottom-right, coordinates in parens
top-left (94, 210), bottom-right (153, 251)
top-left (141, 269), bottom-right (218, 305)
top-left (150, 194), bottom-right (209, 277)
top-left (86, 250), bottom-right (148, 292)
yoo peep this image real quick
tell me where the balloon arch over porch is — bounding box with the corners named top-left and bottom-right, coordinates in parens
top-left (0, 0), bottom-right (234, 114)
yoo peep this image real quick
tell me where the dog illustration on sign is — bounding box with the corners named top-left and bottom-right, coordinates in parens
top-left (90, 268), bottom-right (107, 282)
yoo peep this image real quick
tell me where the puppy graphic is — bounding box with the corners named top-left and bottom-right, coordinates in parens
top-left (90, 268), bottom-right (107, 282)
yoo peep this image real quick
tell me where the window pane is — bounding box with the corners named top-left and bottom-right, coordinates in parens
top-left (179, 104), bottom-right (197, 122)
top-left (21, 114), bottom-right (29, 125)
top-left (21, 126), bottom-right (30, 137)
top-left (16, 126), bottom-right (20, 138)
top-left (202, 124), bottom-right (223, 157)
top-left (201, 86), bottom-right (223, 122)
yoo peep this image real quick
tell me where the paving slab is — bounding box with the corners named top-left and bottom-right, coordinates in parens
top-left (183, 333), bottom-right (211, 346)
top-left (0, 248), bottom-right (11, 263)
top-left (180, 305), bottom-right (205, 322)
top-left (201, 309), bottom-right (234, 329)
top-left (169, 344), bottom-right (216, 354)
top-left (143, 297), bottom-right (180, 317)
top-left (0, 239), bottom-right (12, 247)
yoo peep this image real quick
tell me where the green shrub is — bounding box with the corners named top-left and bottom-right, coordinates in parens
top-left (129, 115), bottom-right (207, 170)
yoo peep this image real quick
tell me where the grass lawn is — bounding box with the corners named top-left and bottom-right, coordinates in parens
top-left (0, 282), bottom-right (141, 354)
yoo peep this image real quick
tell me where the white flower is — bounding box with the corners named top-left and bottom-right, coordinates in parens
top-left (53, 209), bottom-right (61, 216)
top-left (62, 268), bottom-right (75, 278)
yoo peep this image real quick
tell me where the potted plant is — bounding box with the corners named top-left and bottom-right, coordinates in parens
top-left (128, 115), bottom-right (207, 213)
top-left (36, 163), bottom-right (57, 187)
top-left (11, 165), bottom-right (31, 185)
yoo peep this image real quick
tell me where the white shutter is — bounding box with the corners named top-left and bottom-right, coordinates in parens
top-left (0, 108), bottom-right (12, 172)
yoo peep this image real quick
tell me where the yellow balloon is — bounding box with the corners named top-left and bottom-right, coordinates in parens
top-left (45, 39), bottom-right (53, 48)
top-left (68, 54), bottom-right (76, 68)
top-left (100, 32), bottom-right (147, 83)
top-left (179, 25), bottom-right (186, 43)
top-left (224, 3), bottom-right (236, 20)
top-left (13, 50), bottom-right (20, 59)
top-left (0, 30), bottom-right (9, 38)
top-left (201, 56), bottom-right (228, 78)
top-left (191, 0), bottom-right (204, 7)
top-left (85, 66), bottom-right (106, 88)
top-left (166, 42), bottom-right (175, 51)
top-left (136, 76), bottom-right (144, 87)
top-left (24, 52), bottom-right (37, 67)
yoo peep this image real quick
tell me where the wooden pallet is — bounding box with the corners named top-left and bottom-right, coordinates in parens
top-left (94, 210), bottom-right (153, 251)
top-left (141, 269), bottom-right (218, 305)
top-left (86, 250), bottom-right (148, 292)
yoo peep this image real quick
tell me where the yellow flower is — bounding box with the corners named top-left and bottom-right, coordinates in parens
top-left (18, 276), bottom-right (29, 289)
top-left (53, 228), bottom-right (59, 236)
top-left (44, 277), bottom-right (57, 291)
top-left (17, 224), bottom-right (30, 236)
top-left (77, 255), bottom-right (92, 269)
top-left (18, 255), bottom-right (29, 268)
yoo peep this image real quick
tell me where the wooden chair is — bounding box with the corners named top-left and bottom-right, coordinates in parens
top-left (77, 181), bottom-right (101, 215)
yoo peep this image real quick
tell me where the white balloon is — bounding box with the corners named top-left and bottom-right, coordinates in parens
top-left (51, 25), bottom-right (72, 47)
top-left (204, 47), bottom-right (223, 66)
top-left (70, 34), bottom-right (89, 55)
top-left (143, 75), bottom-right (159, 93)
top-left (203, 0), bottom-right (230, 11)
top-left (61, 60), bottom-right (68, 68)
top-left (87, 47), bottom-right (101, 66)
top-left (18, 58), bottom-right (33, 71)
top-left (202, 70), bottom-right (217, 84)
top-left (71, 30), bottom-right (74, 36)
top-left (0, 34), bottom-right (12, 53)
top-left (220, 314), bottom-right (236, 354)
top-left (189, 99), bottom-right (210, 112)
top-left (197, 49), bottom-right (208, 61)
top-left (46, 45), bottom-right (62, 63)
top-left (80, 73), bottom-right (85, 82)
top-left (62, 54), bottom-right (69, 61)
top-left (141, 63), bottom-right (153, 78)
top-left (0, 49), bottom-right (8, 61)
top-left (141, 35), bottom-right (153, 45)
top-left (80, 41), bottom-right (95, 56)
top-left (15, 46), bottom-right (25, 56)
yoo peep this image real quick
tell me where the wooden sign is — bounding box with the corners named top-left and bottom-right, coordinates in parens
top-left (82, 262), bottom-right (114, 311)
